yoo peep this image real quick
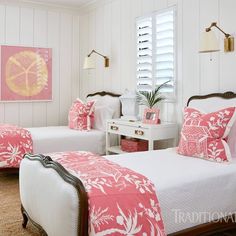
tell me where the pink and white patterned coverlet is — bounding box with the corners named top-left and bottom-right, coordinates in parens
top-left (177, 107), bottom-right (236, 163)
top-left (0, 124), bottom-right (33, 168)
top-left (51, 151), bottom-right (166, 236)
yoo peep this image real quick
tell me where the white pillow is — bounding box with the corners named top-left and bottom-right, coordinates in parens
top-left (94, 105), bottom-right (114, 131)
top-left (227, 120), bottom-right (236, 158)
top-left (87, 95), bottom-right (120, 118)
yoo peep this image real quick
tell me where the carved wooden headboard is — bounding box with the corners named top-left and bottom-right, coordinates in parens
top-left (187, 91), bottom-right (236, 107)
top-left (86, 91), bottom-right (121, 98)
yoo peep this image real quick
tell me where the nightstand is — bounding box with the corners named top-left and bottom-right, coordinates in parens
top-left (106, 119), bottom-right (178, 155)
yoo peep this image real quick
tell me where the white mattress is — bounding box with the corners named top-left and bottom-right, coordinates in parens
top-left (106, 148), bottom-right (236, 234)
top-left (27, 126), bottom-right (105, 155)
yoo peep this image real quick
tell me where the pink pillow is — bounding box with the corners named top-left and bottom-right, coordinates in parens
top-left (68, 99), bottom-right (95, 131)
top-left (177, 107), bottom-right (236, 163)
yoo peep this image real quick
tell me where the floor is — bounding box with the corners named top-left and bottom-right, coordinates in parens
top-left (0, 173), bottom-right (38, 235)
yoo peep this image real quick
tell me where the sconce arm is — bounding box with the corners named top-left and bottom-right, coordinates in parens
top-left (206, 22), bottom-right (231, 38)
top-left (88, 50), bottom-right (108, 59)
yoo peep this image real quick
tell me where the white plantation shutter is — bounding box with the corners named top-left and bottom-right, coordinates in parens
top-left (136, 17), bottom-right (153, 91)
top-left (136, 8), bottom-right (176, 95)
top-left (155, 9), bottom-right (175, 93)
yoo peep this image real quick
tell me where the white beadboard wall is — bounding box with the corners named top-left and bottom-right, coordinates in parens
top-left (0, 2), bottom-right (80, 127)
top-left (79, 0), bottom-right (236, 125)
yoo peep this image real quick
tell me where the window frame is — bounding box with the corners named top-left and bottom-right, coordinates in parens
top-left (136, 6), bottom-right (177, 102)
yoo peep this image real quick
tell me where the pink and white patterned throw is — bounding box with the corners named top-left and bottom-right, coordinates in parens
top-left (177, 107), bottom-right (236, 163)
top-left (68, 99), bottom-right (95, 131)
top-left (0, 124), bottom-right (33, 168)
top-left (51, 151), bottom-right (166, 236)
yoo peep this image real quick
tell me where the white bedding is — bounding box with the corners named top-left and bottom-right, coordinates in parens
top-left (106, 148), bottom-right (236, 234)
top-left (27, 126), bottom-right (105, 155)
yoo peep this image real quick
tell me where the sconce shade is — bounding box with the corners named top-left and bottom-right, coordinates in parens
top-left (83, 56), bottom-right (95, 69)
top-left (199, 31), bottom-right (220, 53)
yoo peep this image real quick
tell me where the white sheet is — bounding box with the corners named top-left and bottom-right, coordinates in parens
top-left (27, 126), bottom-right (105, 155)
top-left (106, 148), bottom-right (236, 234)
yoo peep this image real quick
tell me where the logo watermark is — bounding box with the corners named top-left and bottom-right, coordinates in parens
top-left (172, 209), bottom-right (236, 224)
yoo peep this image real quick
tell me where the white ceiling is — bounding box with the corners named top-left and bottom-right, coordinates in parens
top-left (25, 0), bottom-right (95, 7)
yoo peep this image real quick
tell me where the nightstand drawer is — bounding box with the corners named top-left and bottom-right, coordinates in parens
top-left (108, 123), bottom-right (149, 139)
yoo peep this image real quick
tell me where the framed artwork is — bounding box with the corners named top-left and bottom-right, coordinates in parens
top-left (143, 108), bottom-right (160, 124)
top-left (0, 45), bottom-right (52, 101)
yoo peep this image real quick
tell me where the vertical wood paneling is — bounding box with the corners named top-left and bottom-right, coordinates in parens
top-left (154, 0), bottom-right (168, 11)
top-left (111, 0), bottom-right (121, 93)
top-left (71, 16), bottom-right (80, 101)
top-left (5, 6), bottom-right (20, 125)
top-left (0, 3), bottom-right (80, 127)
top-left (120, 0), bottom-right (131, 92)
top-left (182, 0), bottom-right (200, 105)
top-left (141, 0), bottom-right (155, 15)
top-left (176, 0), bottom-right (184, 125)
top-left (219, 0), bottom-right (236, 92)
top-left (47, 11), bottom-right (60, 126)
top-left (59, 13), bottom-right (73, 124)
top-left (19, 7), bottom-right (34, 127)
top-left (79, 13), bottom-right (89, 99)
top-left (103, 2), bottom-right (112, 92)
top-left (88, 11), bottom-right (96, 93)
top-left (95, 6), bottom-right (104, 92)
top-left (199, 0), bottom-right (219, 94)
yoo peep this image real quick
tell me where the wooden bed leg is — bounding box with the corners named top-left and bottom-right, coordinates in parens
top-left (21, 205), bottom-right (28, 228)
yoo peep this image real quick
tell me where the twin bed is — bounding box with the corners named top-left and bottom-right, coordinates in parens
top-left (29, 91), bottom-right (121, 155)
top-left (0, 91), bottom-right (120, 171)
top-left (19, 91), bottom-right (236, 236)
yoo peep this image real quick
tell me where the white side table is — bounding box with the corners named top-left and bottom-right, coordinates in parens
top-left (106, 119), bottom-right (178, 155)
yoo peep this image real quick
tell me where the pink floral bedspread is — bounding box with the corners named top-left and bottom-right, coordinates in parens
top-left (0, 124), bottom-right (33, 168)
top-left (51, 151), bottom-right (166, 236)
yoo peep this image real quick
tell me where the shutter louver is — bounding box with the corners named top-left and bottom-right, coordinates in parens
top-left (155, 10), bottom-right (175, 93)
top-left (136, 17), bottom-right (153, 91)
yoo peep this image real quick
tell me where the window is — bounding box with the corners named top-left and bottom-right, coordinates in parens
top-left (136, 8), bottom-right (176, 95)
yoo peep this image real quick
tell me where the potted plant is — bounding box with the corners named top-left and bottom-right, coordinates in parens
top-left (136, 81), bottom-right (169, 124)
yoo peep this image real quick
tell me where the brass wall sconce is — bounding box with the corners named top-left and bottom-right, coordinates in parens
top-left (199, 22), bottom-right (234, 53)
top-left (83, 50), bottom-right (109, 69)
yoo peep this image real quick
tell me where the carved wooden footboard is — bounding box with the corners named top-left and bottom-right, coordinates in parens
top-left (20, 153), bottom-right (236, 236)
top-left (20, 153), bottom-right (88, 236)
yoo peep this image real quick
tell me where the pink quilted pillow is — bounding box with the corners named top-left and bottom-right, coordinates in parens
top-left (177, 107), bottom-right (236, 163)
top-left (68, 99), bottom-right (95, 131)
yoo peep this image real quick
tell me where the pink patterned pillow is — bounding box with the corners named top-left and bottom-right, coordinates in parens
top-left (68, 99), bottom-right (95, 131)
top-left (177, 107), bottom-right (236, 163)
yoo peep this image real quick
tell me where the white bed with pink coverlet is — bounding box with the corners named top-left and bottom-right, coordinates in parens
top-left (0, 91), bottom-right (121, 170)
top-left (0, 125), bottom-right (105, 169)
top-left (19, 91), bottom-right (236, 236)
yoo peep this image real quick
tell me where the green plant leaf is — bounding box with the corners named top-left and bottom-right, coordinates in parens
top-left (136, 80), bottom-right (171, 108)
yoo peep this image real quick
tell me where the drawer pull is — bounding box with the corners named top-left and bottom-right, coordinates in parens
top-left (135, 130), bottom-right (144, 136)
top-left (111, 125), bottom-right (119, 131)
